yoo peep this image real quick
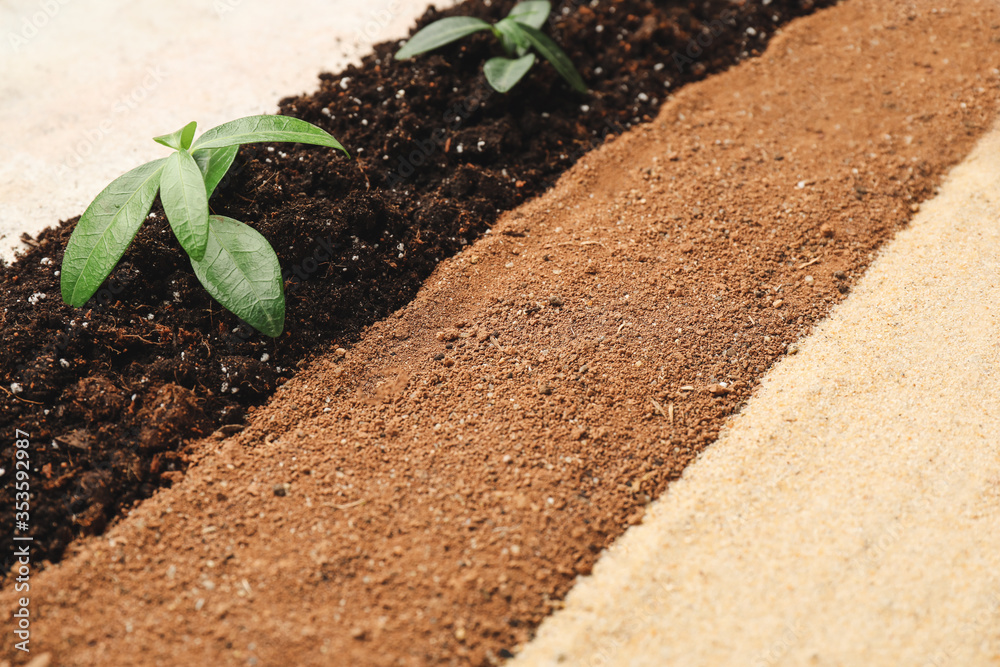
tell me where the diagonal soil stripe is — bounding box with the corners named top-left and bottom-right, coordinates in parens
top-left (3, 1), bottom-right (999, 665)
top-left (510, 116), bottom-right (1000, 667)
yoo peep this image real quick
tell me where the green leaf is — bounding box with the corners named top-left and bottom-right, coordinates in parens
top-left (192, 145), bottom-right (239, 199)
top-left (190, 216), bottom-right (285, 337)
top-left (61, 159), bottom-right (165, 307)
top-left (507, 0), bottom-right (550, 29)
top-left (192, 115), bottom-right (349, 156)
top-left (484, 54), bottom-right (536, 93)
top-left (395, 16), bottom-right (492, 60)
top-left (498, 33), bottom-right (522, 58)
top-left (506, 21), bottom-right (587, 93)
top-left (160, 150), bottom-right (210, 261)
top-left (153, 121), bottom-right (198, 151)
top-left (495, 18), bottom-right (531, 57)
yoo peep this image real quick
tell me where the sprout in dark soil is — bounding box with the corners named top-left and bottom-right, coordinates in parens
top-left (395, 0), bottom-right (586, 94)
top-left (60, 116), bottom-right (348, 338)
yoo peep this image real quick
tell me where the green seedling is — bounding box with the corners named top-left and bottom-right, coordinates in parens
top-left (60, 115), bottom-right (348, 337)
top-left (395, 0), bottom-right (586, 94)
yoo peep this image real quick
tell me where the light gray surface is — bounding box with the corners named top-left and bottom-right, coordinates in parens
top-left (1, 0), bottom-right (440, 261)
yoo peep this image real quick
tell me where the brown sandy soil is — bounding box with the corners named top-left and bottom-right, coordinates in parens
top-left (4, 0), bottom-right (1000, 665)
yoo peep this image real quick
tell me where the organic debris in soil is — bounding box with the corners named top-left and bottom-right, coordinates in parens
top-left (0, 0), bottom-right (835, 573)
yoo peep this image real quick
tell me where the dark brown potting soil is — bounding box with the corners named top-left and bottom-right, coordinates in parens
top-left (0, 0), bottom-right (834, 572)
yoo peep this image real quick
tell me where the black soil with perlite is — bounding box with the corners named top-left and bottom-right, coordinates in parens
top-left (0, 0), bottom-right (835, 573)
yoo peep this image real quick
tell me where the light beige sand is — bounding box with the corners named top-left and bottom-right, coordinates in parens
top-left (0, 0), bottom-right (443, 261)
top-left (511, 124), bottom-right (1000, 666)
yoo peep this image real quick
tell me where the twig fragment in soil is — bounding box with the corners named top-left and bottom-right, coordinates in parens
top-left (99, 330), bottom-right (159, 345)
top-left (557, 240), bottom-right (606, 248)
top-left (0, 386), bottom-right (43, 405)
top-left (326, 499), bottom-right (367, 510)
top-left (650, 398), bottom-right (667, 418)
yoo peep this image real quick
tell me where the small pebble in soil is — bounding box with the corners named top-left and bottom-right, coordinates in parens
top-left (272, 483), bottom-right (290, 497)
top-left (549, 296), bottom-right (565, 307)
top-left (834, 270), bottom-right (847, 279)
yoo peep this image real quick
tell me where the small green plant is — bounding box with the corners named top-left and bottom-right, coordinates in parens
top-left (394, 0), bottom-right (586, 94)
top-left (60, 116), bottom-right (348, 337)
